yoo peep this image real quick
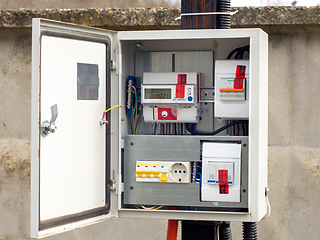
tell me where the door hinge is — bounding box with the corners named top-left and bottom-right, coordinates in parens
top-left (111, 60), bottom-right (116, 70)
top-left (109, 179), bottom-right (116, 191)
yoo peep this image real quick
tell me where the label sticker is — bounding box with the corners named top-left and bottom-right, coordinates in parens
top-left (158, 108), bottom-right (177, 121)
top-left (176, 74), bottom-right (187, 98)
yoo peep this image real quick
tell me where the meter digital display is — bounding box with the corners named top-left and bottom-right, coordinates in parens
top-left (144, 89), bottom-right (171, 99)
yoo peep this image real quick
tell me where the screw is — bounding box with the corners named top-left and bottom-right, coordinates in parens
top-left (243, 189), bottom-right (247, 193)
top-left (135, 42), bottom-right (144, 50)
top-left (243, 143), bottom-right (247, 147)
top-left (130, 142), bottom-right (134, 146)
top-left (130, 186), bottom-right (134, 190)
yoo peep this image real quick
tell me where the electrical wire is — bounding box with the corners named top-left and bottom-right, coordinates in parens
top-left (227, 45), bottom-right (249, 59)
top-left (186, 120), bottom-right (248, 136)
top-left (135, 204), bottom-right (163, 210)
top-left (135, 106), bottom-right (143, 134)
top-left (132, 86), bottom-right (138, 134)
top-left (134, 204), bottom-right (141, 209)
top-left (153, 205), bottom-right (164, 210)
top-left (102, 104), bottom-right (123, 119)
top-left (197, 172), bottom-right (202, 195)
top-left (130, 88), bottom-right (138, 134)
top-left (130, 106), bottom-right (134, 134)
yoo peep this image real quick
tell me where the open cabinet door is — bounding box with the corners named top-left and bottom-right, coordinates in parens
top-left (31, 19), bottom-right (118, 238)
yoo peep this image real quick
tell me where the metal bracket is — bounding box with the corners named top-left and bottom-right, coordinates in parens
top-left (109, 179), bottom-right (116, 191)
top-left (111, 60), bottom-right (116, 70)
top-left (200, 88), bottom-right (215, 102)
top-left (41, 104), bottom-right (58, 137)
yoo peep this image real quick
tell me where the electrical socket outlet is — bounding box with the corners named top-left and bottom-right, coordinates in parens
top-left (168, 162), bottom-right (191, 183)
top-left (135, 161), bottom-right (191, 183)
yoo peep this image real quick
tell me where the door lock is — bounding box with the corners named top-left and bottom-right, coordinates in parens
top-left (41, 104), bottom-right (58, 137)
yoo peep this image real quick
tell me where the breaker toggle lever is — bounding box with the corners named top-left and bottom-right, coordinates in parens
top-left (218, 170), bottom-right (229, 194)
top-left (41, 104), bottom-right (58, 137)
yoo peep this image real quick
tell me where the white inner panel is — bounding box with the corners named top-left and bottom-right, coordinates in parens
top-left (40, 36), bottom-right (106, 221)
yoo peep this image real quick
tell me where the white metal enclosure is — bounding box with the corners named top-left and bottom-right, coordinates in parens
top-left (31, 18), bottom-right (269, 238)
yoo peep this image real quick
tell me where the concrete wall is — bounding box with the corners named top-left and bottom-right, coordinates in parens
top-left (1, 7), bottom-right (320, 240)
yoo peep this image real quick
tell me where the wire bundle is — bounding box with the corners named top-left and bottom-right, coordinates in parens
top-left (130, 86), bottom-right (138, 135)
top-left (227, 45), bottom-right (250, 59)
top-left (186, 120), bottom-right (248, 136)
top-left (134, 204), bottom-right (163, 210)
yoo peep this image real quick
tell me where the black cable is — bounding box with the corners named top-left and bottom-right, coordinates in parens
top-left (241, 123), bottom-right (245, 136)
top-left (242, 222), bottom-right (257, 240)
top-left (219, 222), bottom-right (232, 240)
top-left (227, 45), bottom-right (250, 59)
top-left (235, 50), bottom-right (242, 59)
top-left (227, 47), bottom-right (243, 59)
top-left (239, 45), bottom-right (250, 59)
top-left (186, 120), bottom-right (248, 136)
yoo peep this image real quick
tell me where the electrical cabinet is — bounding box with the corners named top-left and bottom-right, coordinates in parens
top-left (31, 18), bottom-right (269, 238)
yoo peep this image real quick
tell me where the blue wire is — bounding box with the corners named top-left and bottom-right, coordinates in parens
top-left (196, 163), bottom-right (202, 176)
top-left (196, 162), bottom-right (202, 212)
top-left (191, 123), bottom-right (195, 135)
top-left (195, 168), bottom-right (202, 212)
top-left (197, 172), bottom-right (202, 190)
top-left (188, 206), bottom-right (191, 211)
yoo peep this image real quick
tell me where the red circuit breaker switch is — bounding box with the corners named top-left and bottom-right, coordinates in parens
top-left (218, 170), bottom-right (229, 194)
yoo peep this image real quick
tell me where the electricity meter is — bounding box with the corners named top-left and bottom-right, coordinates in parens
top-left (141, 72), bottom-right (200, 123)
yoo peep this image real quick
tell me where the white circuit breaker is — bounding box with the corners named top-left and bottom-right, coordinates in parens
top-left (215, 60), bottom-right (249, 119)
top-left (142, 72), bottom-right (199, 123)
top-left (202, 142), bottom-right (242, 202)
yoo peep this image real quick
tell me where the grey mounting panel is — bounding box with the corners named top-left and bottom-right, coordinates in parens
top-left (123, 135), bottom-right (248, 210)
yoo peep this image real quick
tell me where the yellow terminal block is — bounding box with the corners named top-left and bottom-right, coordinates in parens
top-left (160, 173), bottom-right (168, 181)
